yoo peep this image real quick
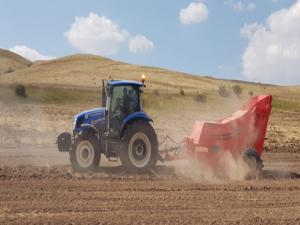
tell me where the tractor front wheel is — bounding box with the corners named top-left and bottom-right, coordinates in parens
top-left (69, 136), bottom-right (100, 172)
top-left (120, 121), bottom-right (158, 172)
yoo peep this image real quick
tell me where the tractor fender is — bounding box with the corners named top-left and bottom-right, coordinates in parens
top-left (119, 112), bottom-right (153, 139)
top-left (78, 123), bottom-right (100, 141)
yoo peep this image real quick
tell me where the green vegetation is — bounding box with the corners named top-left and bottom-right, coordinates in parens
top-left (195, 91), bottom-right (207, 103)
top-left (272, 97), bottom-right (300, 112)
top-left (27, 87), bottom-right (99, 104)
top-left (218, 85), bottom-right (230, 97)
top-left (1, 83), bottom-right (299, 115)
top-left (4, 67), bottom-right (14, 74)
top-left (232, 84), bottom-right (243, 97)
top-left (0, 85), bottom-right (99, 105)
top-left (179, 89), bottom-right (185, 96)
top-left (153, 89), bottom-right (159, 96)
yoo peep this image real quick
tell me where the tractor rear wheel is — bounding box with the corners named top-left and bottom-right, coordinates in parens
top-left (243, 149), bottom-right (263, 179)
top-left (69, 136), bottom-right (100, 172)
top-left (120, 121), bottom-right (158, 172)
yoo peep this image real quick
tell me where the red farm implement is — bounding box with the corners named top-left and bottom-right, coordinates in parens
top-left (162, 95), bottom-right (272, 175)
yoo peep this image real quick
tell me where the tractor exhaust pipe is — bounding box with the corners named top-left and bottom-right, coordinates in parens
top-left (101, 80), bottom-right (106, 107)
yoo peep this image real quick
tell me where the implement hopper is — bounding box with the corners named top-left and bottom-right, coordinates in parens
top-left (183, 95), bottom-right (272, 168)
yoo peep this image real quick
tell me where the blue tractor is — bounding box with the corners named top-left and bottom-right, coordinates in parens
top-left (57, 76), bottom-right (158, 172)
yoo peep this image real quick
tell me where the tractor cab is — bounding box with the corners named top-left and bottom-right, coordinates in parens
top-left (103, 80), bottom-right (144, 138)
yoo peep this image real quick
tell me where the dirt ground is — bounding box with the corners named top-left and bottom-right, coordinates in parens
top-left (0, 101), bottom-right (299, 225)
top-left (0, 152), bottom-right (300, 225)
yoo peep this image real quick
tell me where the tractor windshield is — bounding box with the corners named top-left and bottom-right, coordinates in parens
top-left (109, 85), bottom-right (141, 137)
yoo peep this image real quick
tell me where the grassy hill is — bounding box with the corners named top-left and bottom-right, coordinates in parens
top-left (0, 50), bottom-right (299, 142)
top-left (0, 53), bottom-right (262, 91)
top-left (0, 49), bottom-right (32, 74)
top-left (0, 50), bottom-right (299, 111)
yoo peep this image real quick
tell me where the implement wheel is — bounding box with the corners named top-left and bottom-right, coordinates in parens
top-left (120, 121), bottom-right (158, 172)
top-left (243, 148), bottom-right (263, 179)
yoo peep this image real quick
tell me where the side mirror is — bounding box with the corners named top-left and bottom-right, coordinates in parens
top-left (104, 109), bottom-right (108, 116)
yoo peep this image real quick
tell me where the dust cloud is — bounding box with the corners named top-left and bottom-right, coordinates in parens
top-left (0, 97), bottom-right (69, 166)
top-left (160, 96), bottom-right (259, 182)
top-left (167, 152), bottom-right (251, 182)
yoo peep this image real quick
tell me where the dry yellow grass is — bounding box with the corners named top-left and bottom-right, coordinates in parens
top-left (0, 49), bottom-right (31, 74)
top-left (0, 53), bottom-right (265, 91)
top-left (0, 50), bottom-right (299, 105)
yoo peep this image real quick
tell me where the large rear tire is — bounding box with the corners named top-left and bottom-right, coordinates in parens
top-left (120, 121), bottom-right (158, 172)
top-left (69, 136), bottom-right (100, 172)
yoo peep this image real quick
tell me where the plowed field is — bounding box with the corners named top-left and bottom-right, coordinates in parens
top-left (0, 102), bottom-right (299, 225)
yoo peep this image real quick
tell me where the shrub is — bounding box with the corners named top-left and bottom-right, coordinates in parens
top-left (15, 84), bottom-right (27, 98)
top-left (4, 67), bottom-right (14, 74)
top-left (218, 85), bottom-right (230, 97)
top-left (153, 89), bottom-right (159, 96)
top-left (179, 89), bottom-right (185, 96)
top-left (232, 85), bottom-right (243, 97)
top-left (248, 90), bottom-right (254, 96)
top-left (195, 91), bottom-right (207, 103)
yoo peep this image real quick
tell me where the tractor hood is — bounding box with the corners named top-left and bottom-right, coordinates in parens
top-left (77, 108), bottom-right (105, 118)
top-left (74, 107), bottom-right (105, 129)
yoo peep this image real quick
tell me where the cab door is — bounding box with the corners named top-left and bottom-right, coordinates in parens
top-left (108, 85), bottom-right (140, 138)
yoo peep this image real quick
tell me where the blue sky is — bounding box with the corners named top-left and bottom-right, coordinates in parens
top-left (1, 0), bottom-right (299, 84)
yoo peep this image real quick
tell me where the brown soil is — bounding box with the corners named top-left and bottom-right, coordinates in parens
top-left (0, 149), bottom-right (300, 225)
top-left (0, 98), bottom-right (299, 225)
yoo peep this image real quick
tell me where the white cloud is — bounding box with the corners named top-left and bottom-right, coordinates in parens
top-left (240, 23), bottom-right (260, 39)
top-left (9, 45), bottom-right (55, 61)
top-left (241, 0), bottom-right (300, 85)
top-left (64, 12), bottom-right (129, 56)
top-left (180, 2), bottom-right (209, 25)
top-left (225, 1), bottom-right (256, 12)
top-left (129, 35), bottom-right (154, 54)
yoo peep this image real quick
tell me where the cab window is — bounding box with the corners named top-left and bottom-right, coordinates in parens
top-left (109, 85), bottom-right (140, 136)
